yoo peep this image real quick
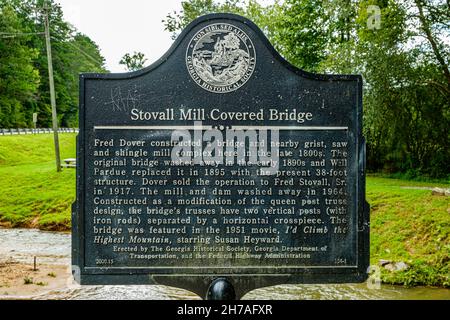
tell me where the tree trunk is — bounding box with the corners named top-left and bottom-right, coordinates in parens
top-left (414, 0), bottom-right (450, 90)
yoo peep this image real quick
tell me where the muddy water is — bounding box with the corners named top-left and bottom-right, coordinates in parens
top-left (0, 228), bottom-right (70, 265)
top-left (1, 228), bottom-right (449, 300)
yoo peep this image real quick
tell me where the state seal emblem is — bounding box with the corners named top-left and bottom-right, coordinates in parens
top-left (186, 23), bottom-right (256, 93)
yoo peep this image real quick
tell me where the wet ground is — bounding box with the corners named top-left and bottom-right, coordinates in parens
top-left (1, 227), bottom-right (449, 300)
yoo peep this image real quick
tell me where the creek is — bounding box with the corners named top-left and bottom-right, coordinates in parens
top-left (0, 228), bottom-right (448, 300)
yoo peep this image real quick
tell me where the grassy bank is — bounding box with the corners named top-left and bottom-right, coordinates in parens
top-left (0, 134), bottom-right (76, 230)
top-left (367, 177), bottom-right (449, 287)
top-left (0, 134), bottom-right (448, 287)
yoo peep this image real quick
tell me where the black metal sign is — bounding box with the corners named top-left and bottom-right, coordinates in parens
top-left (72, 13), bottom-right (370, 299)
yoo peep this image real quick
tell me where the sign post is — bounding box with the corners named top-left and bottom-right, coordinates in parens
top-left (32, 112), bottom-right (38, 133)
top-left (73, 13), bottom-right (370, 299)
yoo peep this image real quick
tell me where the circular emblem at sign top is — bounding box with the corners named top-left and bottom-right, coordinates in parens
top-left (186, 23), bottom-right (256, 94)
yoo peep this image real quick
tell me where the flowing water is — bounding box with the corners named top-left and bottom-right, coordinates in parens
top-left (1, 227), bottom-right (449, 300)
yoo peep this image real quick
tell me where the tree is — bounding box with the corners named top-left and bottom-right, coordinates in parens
top-left (315, 0), bottom-right (449, 177)
top-left (163, 0), bottom-right (280, 44)
top-left (0, 3), bottom-right (40, 128)
top-left (119, 52), bottom-right (148, 72)
top-left (0, 0), bottom-right (107, 128)
top-left (163, 0), bottom-right (355, 72)
top-left (163, 0), bottom-right (449, 178)
top-left (62, 33), bottom-right (107, 126)
top-left (31, 0), bottom-right (107, 127)
top-left (413, 0), bottom-right (449, 92)
top-left (164, 0), bottom-right (245, 39)
top-left (270, 0), bottom-right (329, 72)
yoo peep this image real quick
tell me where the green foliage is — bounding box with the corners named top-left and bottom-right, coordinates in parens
top-left (164, 0), bottom-right (245, 38)
top-left (0, 0), bottom-right (106, 129)
top-left (0, 132), bottom-right (75, 166)
top-left (163, 0), bottom-right (279, 43)
top-left (0, 133), bottom-right (76, 230)
top-left (23, 276), bottom-right (33, 284)
top-left (353, 1), bottom-right (450, 178)
top-left (367, 176), bottom-right (450, 287)
top-left (164, 0), bottom-right (449, 178)
top-left (270, 0), bottom-right (329, 72)
top-left (119, 51), bottom-right (148, 72)
top-left (0, 3), bottom-right (40, 128)
top-left (1, 1), bottom-right (448, 176)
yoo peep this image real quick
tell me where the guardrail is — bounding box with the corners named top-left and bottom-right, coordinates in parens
top-left (0, 128), bottom-right (79, 135)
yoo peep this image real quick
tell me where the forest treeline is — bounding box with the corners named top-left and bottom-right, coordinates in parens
top-left (163, 0), bottom-right (449, 178)
top-left (0, 0), bottom-right (448, 177)
top-left (0, 0), bottom-right (106, 129)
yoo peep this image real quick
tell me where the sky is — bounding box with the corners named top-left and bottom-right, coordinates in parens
top-left (55, 0), bottom-right (184, 72)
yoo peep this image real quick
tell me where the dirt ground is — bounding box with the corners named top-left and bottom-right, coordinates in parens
top-left (0, 259), bottom-right (70, 298)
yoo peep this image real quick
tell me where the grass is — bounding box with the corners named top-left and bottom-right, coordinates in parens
top-left (0, 134), bottom-right (76, 167)
top-left (367, 176), bottom-right (450, 287)
top-left (0, 134), bottom-right (449, 286)
top-left (0, 134), bottom-right (76, 230)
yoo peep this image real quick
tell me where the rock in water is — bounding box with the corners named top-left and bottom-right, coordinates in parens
top-left (395, 262), bottom-right (409, 271)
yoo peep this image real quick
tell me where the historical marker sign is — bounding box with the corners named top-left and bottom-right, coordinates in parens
top-left (73, 13), bottom-right (370, 299)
